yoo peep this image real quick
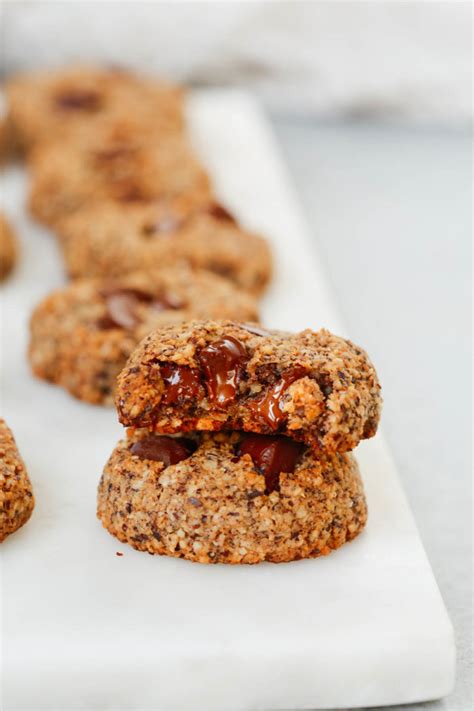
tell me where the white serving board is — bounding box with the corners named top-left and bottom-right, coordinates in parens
top-left (0, 91), bottom-right (454, 710)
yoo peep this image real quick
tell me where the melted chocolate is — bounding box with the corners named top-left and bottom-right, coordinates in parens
top-left (249, 366), bottom-right (307, 429)
top-left (160, 364), bottom-right (202, 405)
top-left (237, 433), bottom-right (302, 493)
top-left (130, 435), bottom-right (195, 466)
top-left (198, 337), bottom-right (248, 406)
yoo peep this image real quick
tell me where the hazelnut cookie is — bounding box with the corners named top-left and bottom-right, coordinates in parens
top-left (29, 268), bottom-right (259, 405)
top-left (116, 320), bottom-right (382, 453)
top-left (58, 199), bottom-right (272, 295)
top-left (28, 126), bottom-right (211, 227)
top-left (6, 65), bottom-right (184, 154)
top-left (97, 431), bottom-right (367, 564)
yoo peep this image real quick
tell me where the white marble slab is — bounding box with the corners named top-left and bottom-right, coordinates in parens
top-left (0, 90), bottom-right (455, 710)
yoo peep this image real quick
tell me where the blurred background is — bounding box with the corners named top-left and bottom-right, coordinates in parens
top-left (1, 1), bottom-right (471, 125)
top-left (1, 2), bottom-right (472, 710)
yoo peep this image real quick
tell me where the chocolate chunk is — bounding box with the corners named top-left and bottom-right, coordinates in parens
top-left (237, 434), bottom-right (302, 493)
top-left (98, 288), bottom-right (153, 330)
top-left (130, 435), bottom-right (195, 466)
top-left (98, 288), bottom-right (181, 330)
top-left (198, 337), bottom-right (248, 405)
top-left (206, 203), bottom-right (236, 223)
top-left (249, 366), bottom-right (307, 429)
top-left (160, 364), bottom-right (202, 405)
top-left (54, 89), bottom-right (101, 111)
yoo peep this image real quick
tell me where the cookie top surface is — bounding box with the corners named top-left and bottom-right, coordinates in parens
top-left (58, 200), bottom-right (272, 295)
top-left (116, 320), bottom-right (382, 453)
top-left (28, 124), bottom-right (212, 224)
top-left (7, 65), bottom-right (184, 151)
top-left (0, 419), bottom-right (35, 542)
top-left (30, 266), bottom-right (260, 338)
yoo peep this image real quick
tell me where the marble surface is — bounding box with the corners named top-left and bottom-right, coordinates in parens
top-left (271, 118), bottom-right (472, 711)
top-left (0, 92), bottom-right (455, 710)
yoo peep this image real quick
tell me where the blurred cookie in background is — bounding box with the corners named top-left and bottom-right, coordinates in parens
top-left (28, 126), bottom-right (212, 228)
top-left (28, 264), bottom-right (260, 405)
top-left (5, 65), bottom-right (184, 156)
top-left (58, 199), bottom-right (272, 296)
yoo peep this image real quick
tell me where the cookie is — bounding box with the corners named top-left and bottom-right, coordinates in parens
top-left (6, 65), bottom-right (184, 154)
top-left (58, 199), bottom-right (272, 295)
top-left (0, 419), bottom-right (34, 542)
top-left (0, 213), bottom-right (18, 280)
top-left (29, 267), bottom-right (259, 405)
top-left (97, 430), bottom-right (367, 564)
top-left (28, 124), bottom-right (212, 228)
top-left (0, 114), bottom-right (16, 163)
top-left (116, 320), bottom-right (381, 453)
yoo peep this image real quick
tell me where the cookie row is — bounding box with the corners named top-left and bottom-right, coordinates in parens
top-left (0, 66), bottom-right (383, 565)
top-left (1, 65), bottom-right (273, 295)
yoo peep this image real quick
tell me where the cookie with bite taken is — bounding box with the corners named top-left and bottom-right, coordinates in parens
top-left (116, 320), bottom-right (382, 454)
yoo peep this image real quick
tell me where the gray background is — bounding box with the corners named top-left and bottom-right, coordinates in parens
top-left (271, 119), bottom-right (472, 711)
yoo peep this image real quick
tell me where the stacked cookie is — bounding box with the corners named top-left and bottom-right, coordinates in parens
top-left (1, 65), bottom-right (383, 565)
top-left (1, 65), bottom-right (272, 402)
top-left (98, 320), bottom-right (381, 564)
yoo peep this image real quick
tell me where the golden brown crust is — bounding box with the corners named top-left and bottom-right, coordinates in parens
top-left (116, 320), bottom-right (382, 453)
top-left (57, 200), bottom-right (272, 295)
top-left (97, 432), bottom-right (367, 564)
top-left (0, 419), bottom-right (34, 542)
top-left (29, 267), bottom-right (260, 405)
top-left (0, 213), bottom-right (18, 280)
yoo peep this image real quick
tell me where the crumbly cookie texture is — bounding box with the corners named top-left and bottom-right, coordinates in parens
top-left (0, 419), bottom-right (34, 542)
top-left (97, 431), bottom-right (367, 564)
top-left (28, 125), bottom-right (211, 228)
top-left (29, 267), bottom-right (259, 405)
top-left (0, 213), bottom-right (18, 280)
top-left (58, 200), bottom-right (272, 295)
top-left (6, 64), bottom-right (184, 154)
top-left (116, 320), bottom-right (382, 453)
